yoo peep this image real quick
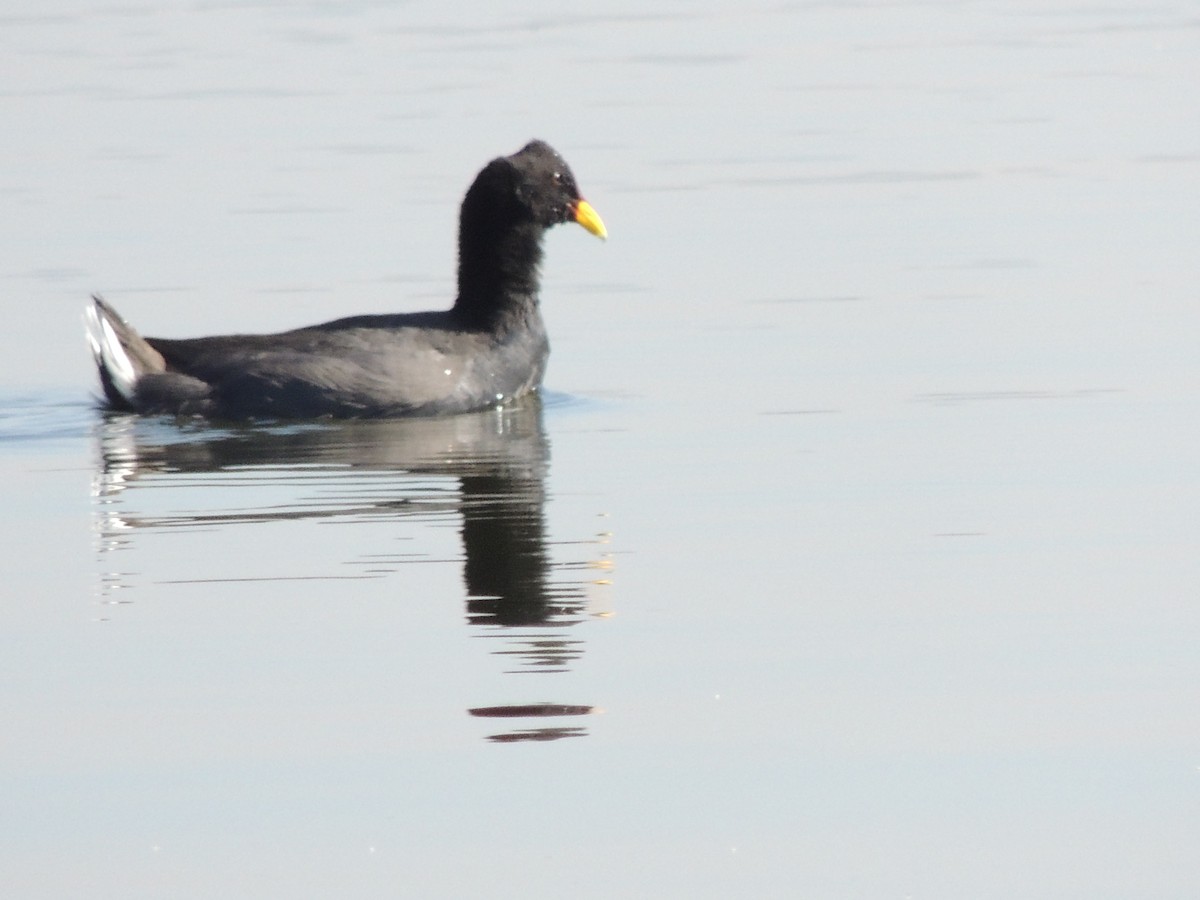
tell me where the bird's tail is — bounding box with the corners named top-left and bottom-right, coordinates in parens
top-left (84, 295), bottom-right (166, 409)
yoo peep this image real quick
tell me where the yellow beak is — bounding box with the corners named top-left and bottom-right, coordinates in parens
top-left (573, 199), bottom-right (608, 241)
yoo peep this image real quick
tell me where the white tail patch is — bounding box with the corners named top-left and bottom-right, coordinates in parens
top-left (84, 302), bottom-right (138, 404)
top-left (83, 303), bottom-right (103, 361)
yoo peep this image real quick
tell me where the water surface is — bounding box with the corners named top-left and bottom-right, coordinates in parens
top-left (2, 1), bottom-right (1198, 897)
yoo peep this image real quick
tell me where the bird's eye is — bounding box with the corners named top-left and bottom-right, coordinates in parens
top-left (552, 171), bottom-right (563, 184)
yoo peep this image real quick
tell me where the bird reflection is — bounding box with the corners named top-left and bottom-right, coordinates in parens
top-left (468, 703), bottom-right (598, 744)
top-left (90, 394), bottom-right (607, 741)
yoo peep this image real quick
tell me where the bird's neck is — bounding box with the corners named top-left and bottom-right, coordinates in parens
top-left (453, 215), bottom-right (545, 332)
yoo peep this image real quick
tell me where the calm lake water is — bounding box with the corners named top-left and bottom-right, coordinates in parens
top-left (2, 1), bottom-right (1199, 897)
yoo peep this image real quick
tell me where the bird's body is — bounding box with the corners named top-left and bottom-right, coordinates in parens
top-left (85, 140), bottom-right (605, 419)
top-left (89, 303), bottom-right (551, 419)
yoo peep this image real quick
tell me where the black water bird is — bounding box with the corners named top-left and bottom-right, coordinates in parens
top-left (85, 140), bottom-right (606, 419)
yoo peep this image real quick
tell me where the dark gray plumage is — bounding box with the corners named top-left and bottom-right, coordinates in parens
top-left (85, 140), bottom-right (606, 419)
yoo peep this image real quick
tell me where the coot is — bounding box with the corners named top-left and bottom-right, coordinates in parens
top-left (85, 140), bottom-right (606, 419)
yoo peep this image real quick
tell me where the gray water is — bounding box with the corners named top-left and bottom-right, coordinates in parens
top-left (2, 2), bottom-right (1199, 897)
